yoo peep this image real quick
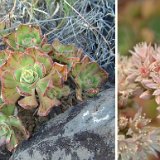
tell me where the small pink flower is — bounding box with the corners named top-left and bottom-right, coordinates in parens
top-left (153, 45), bottom-right (160, 61)
top-left (130, 42), bottom-right (154, 62)
top-left (149, 61), bottom-right (160, 73)
top-left (149, 48), bottom-right (160, 74)
top-left (127, 56), bottom-right (151, 82)
top-left (142, 73), bottom-right (160, 104)
top-left (127, 43), bottom-right (154, 82)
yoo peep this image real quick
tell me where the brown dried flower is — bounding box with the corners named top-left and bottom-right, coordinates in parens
top-left (127, 109), bottom-right (151, 135)
top-left (118, 110), bottom-right (160, 160)
top-left (119, 115), bottom-right (128, 131)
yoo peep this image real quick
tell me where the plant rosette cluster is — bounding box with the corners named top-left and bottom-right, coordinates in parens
top-left (0, 98), bottom-right (29, 151)
top-left (0, 24), bottom-right (108, 151)
top-left (118, 109), bottom-right (160, 160)
top-left (3, 24), bottom-right (52, 53)
top-left (118, 43), bottom-right (160, 160)
top-left (0, 48), bottom-right (70, 116)
top-left (118, 43), bottom-right (160, 108)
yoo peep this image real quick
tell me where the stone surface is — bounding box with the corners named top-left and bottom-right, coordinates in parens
top-left (0, 146), bottom-right (11, 160)
top-left (11, 87), bottom-right (115, 160)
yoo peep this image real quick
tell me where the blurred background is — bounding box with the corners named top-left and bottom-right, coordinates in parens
top-left (119, 0), bottom-right (160, 55)
top-left (119, 1), bottom-right (160, 159)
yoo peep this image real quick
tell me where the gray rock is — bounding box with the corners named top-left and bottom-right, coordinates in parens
top-left (11, 87), bottom-right (115, 160)
top-left (0, 146), bottom-right (11, 160)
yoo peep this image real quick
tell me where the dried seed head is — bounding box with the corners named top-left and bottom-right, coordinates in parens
top-left (128, 110), bottom-right (151, 135)
top-left (119, 115), bottom-right (128, 131)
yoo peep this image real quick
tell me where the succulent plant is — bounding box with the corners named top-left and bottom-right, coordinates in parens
top-left (0, 24), bottom-right (109, 152)
top-left (3, 24), bottom-right (52, 53)
top-left (0, 49), bottom-right (10, 66)
top-left (0, 113), bottom-right (29, 151)
top-left (52, 39), bottom-right (83, 68)
top-left (0, 98), bottom-right (29, 151)
top-left (0, 48), bottom-right (70, 116)
top-left (71, 56), bottom-right (108, 100)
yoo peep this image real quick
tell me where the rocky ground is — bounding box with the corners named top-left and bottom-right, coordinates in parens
top-left (9, 87), bottom-right (115, 160)
top-left (0, 1), bottom-right (115, 159)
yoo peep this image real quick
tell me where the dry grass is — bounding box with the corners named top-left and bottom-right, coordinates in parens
top-left (0, 0), bottom-right (115, 82)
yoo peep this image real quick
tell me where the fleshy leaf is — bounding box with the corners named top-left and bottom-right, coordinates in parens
top-left (1, 71), bottom-right (20, 104)
top-left (1, 87), bottom-right (20, 104)
top-left (52, 39), bottom-right (75, 53)
top-left (51, 70), bottom-right (63, 87)
top-left (6, 131), bottom-right (18, 152)
top-left (53, 62), bottom-right (68, 81)
top-left (47, 85), bottom-right (70, 99)
top-left (0, 51), bottom-right (22, 72)
top-left (3, 24), bottom-right (43, 51)
top-left (36, 54), bottom-right (53, 74)
top-left (52, 39), bottom-right (83, 67)
top-left (5, 129), bottom-right (12, 143)
top-left (14, 68), bottom-right (22, 82)
top-left (19, 54), bottom-right (35, 67)
top-left (8, 116), bottom-right (29, 138)
top-left (34, 62), bottom-right (46, 78)
top-left (0, 103), bottom-right (15, 116)
top-left (36, 75), bottom-right (52, 96)
top-left (1, 70), bottom-right (18, 88)
top-left (81, 55), bottom-right (92, 63)
top-left (18, 89), bottom-right (38, 110)
top-left (26, 48), bottom-right (53, 74)
top-left (0, 113), bottom-right (29, 151)
top-left (41, 44), bottom-right (53, 53)
top-left (0, 50), bottom-right (9, 66)
top-left (36, 87), bottom-right (61, 116)
top-left (3, 32), bottom-right (17, 50)
top-left (71, 56), bottom-right (91, 77)
top-left (71, 63), bottom-right (84, 78)
top-left (71, 59), bottom-right (108, 99)
top-left (75, 88), bottom-right (83, 101)
top-left (16, 84), bottom-right (32, 96)
top-left (36, 66), bottom-right (67, 97)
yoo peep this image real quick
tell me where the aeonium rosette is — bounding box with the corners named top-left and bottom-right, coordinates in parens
top-left (0, 98), bottom-right (29, 151)
top-left (0, 112), bottom-right (29, 151)
top-left (71, 56), bottom-right (108, 100)
top-left (3, 24), bottom-right (52, 53)
top-left (51, 39), bottom-right (83, 68)
top-left (0, 48), bottom-right (70, 116)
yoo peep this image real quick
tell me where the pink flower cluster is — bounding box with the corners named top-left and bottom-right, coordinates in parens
top-left (118, 43), bottom-right (160, 159)
top-left (127, 43), bottom-right (160, 105)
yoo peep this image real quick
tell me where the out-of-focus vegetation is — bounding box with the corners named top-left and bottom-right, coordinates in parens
top-left (118, 43), bottom-right (160, 160)
top-left (118, 1), bottom-right (160, 159)
top-left (119, 0), bottom-right (160, 55)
